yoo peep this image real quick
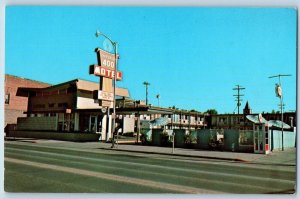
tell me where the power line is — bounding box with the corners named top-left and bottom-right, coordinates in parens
top-left (233, 85), bottom-right (245, 114)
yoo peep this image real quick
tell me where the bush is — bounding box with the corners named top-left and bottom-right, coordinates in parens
top-left (184, 133), bottom-right (197, 144)
top-left (184, 133), bottom-right (197, 148)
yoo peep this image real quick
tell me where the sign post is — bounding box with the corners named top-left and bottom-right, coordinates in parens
top-left (93, 31), bottom-right (121, 148)
top-left (269, 74), bottom-right (291, 151)
top-left (172, 131), bottom-right (175, 154)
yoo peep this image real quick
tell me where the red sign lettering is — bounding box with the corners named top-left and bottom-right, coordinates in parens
top-left (90, 65), bottom-right (122, 80)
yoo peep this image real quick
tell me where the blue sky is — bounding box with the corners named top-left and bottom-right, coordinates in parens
top-left (5, 6), bottom-right (296, 113)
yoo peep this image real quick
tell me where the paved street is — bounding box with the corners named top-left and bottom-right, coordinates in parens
top-left (4, 139), bottom-right (296, 193)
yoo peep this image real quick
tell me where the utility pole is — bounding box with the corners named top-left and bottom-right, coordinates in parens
top-left (269, 74), bottom-right (291, 151)
top-left (156, 94), bottom-right (160, 106)
top-left (278, 103), bottom-right (285, 112)
top-left (233, 85), bottom-right (245, 114)
top-left (143, 81), bottom-right (150, 105)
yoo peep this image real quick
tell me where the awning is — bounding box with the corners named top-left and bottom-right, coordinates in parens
top-left (149, 117), bottom-right (169, 126)
top-left (246, 114), bottom-right (291, 129)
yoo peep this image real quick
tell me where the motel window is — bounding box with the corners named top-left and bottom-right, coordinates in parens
top-left (43, 91), bottom-right (51, 96)
top-left (5, 93), bottom-right (10, 104)
top-left (58, 102), bottom-right (68, 108)
top-left (48, 103), bottom-right (55, 108)
top-left (67, 87), bottom-right (76, 93)
top-left (36, 92), bottom-right (43, 97)
top-left (51, 90), bottom-right (59, 95)
top-left (59, 89), bottom-right (67, 94)
top-left (33, 104), bottom-right (46, 109)
top-left (234, 117), bottom-right (238, 123)
top-left (239, 131), bottom-right (253, 145)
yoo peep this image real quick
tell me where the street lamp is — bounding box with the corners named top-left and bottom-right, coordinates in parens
top-left (143, 81), bottom-right (150, 105)
top-left (96, 30), bottom-right (118, 148)
top-left (269, 74), bottom-right (291, 151)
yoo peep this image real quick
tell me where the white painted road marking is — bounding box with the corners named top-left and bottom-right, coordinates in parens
top-left (5, 157), bottom-right (224, 194)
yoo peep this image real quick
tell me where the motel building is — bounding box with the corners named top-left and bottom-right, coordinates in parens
top-left (11, 41), bottom-right (295, 148)
top-left (6, 46), bottom-right (208, 141)
top-left (15, 78), bottom-right (128, 141)
top-left (5, 71), bottom-right (295, 153)
top-left (7, 77), bottom-right (207, 142)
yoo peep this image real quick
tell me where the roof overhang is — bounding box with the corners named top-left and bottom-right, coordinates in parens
top-left (115, 106), bottom-right (174, 115)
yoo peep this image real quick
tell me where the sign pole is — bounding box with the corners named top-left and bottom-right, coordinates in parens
top-left (172, 132), bottom-right (175, 154)
top-left (269, 74), bottom-right (291, 151)
top-left (95, 31), bottom-right (120, 148)
top-left (114, 43), bottom-right (118, 148)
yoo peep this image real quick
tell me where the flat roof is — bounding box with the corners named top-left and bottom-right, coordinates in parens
top-left (16, 78), bottom-right (129, 98)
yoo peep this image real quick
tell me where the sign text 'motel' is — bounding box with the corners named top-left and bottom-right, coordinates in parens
top-left (89, 65), bottom-right (123, 80)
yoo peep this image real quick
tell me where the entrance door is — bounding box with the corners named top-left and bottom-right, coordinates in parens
top-left (254, 130), bottom-right (263, 153)
top-left (253, 124), bottom-right (270, 154)
top-left (89, 116), bottom-right (97, 133)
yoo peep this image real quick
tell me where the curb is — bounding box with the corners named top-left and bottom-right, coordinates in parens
top-left (98, 147), bottom-right (248, 162)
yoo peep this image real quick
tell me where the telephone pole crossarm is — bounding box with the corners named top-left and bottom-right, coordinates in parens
top-left (233, 85), bottom-right (245, 114)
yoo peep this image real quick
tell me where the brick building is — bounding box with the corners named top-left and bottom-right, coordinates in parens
top-left (4, 74), bottom-right (51, 128)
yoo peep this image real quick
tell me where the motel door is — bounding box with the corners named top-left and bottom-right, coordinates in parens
top-left (253, 124), bottom-right (270, 154)
top-left (89, 116), bottom-right (98, 133)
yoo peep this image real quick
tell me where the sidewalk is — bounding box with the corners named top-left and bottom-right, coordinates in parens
top-left (8, 138), bottom-right (296, 165)
top-left (97, 142), bottom-right (296, 164)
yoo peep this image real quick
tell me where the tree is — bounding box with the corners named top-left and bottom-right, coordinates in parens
top-left (271, 109), bottom-right (276, 114)
top-left (205, 109), bottom-right (218, 115)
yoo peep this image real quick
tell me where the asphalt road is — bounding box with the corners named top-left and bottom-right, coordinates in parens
top-left (4, 141), bottom-right (296, 194)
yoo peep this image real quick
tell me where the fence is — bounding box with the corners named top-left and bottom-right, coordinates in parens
top-left (270, 128), bottom-right (296, 150)
top-left (17, 116), bottom-right (57, 131)
top-left (143, 128), bottom-right (296, 153)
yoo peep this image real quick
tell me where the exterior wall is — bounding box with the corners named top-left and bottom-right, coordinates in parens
top-left (17, 116), bottom-right (57, 131)
top-left (123, 117), bottom-right (135, 133)
top-left (8, 130), bottom-right (99, 142)
top-left (77, 97), bottom-right (101, 109)
top-left (270, 128), bottom-right (296, 150)
top-left (5, 109), bottom-right (26, 127)
top-left (29, 93), bottom-right (75, 113)
top-left (74, 113), bottom-right (80, 131)
top-left (101, 114), bottom-right (108, 141)
top-left (174, 129), bottom-right (186, 147)
top-left (4, 74), bottom-right (50, 126)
